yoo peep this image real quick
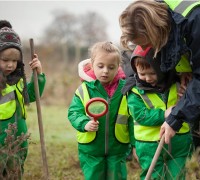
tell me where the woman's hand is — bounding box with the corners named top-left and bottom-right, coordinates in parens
top-left (160, 122), bottom-right (176, 144)
top-left (164, 106), bottom-right (174, 118)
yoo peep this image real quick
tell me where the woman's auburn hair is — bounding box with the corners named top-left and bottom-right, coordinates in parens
top-left (119, 0), bottom-right (171, 56)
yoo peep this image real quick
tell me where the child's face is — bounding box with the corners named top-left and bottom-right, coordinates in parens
top-left (92, 51), bottom-right (119, 85)
top-left (136, 65), bottom-right (158, 86)
top-left (0, 48), bottom-right (20, 76)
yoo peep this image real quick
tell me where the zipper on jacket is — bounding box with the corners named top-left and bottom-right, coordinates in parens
top-left (105, 97), bottom-right (110, 155)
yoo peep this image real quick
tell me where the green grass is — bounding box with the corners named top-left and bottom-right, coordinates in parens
top-left (23, 104), bottom-right (199, 179)
top-left (24, 104), bottom-right (83, 179)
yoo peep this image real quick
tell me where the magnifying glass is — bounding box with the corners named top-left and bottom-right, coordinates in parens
top-left (86, 97), bottom-right (108, 121)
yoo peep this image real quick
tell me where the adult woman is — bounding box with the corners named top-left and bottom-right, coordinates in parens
top-left (119, 0), bottom-right (200, 147)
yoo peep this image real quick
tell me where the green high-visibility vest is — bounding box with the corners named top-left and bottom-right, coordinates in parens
top-left (132, 84), bottom-right (189, 142)
top-left (164, 0), bottom-right (200, 72)
top-left (164, 0), bottom-right (200, 17)
top-left (75, 82), bottom-right (130, 144)
top-left (0, 78), bottom-right (27, 120)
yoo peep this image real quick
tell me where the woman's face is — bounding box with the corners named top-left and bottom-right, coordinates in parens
top-left (132, 36), bottom-right (152, 50)
top-left (0, 48), bottom-right (20, 76)
top-left (92, 51), bottom-right (119, 86)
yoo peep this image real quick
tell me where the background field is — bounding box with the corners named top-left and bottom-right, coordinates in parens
top-left (23, 104), bottom-right (142, 180)
top-left (23, 105), bottom-right (199, 180)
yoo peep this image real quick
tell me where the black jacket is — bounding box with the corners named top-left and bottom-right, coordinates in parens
top-left (158, 6), bottom-right (200, 131)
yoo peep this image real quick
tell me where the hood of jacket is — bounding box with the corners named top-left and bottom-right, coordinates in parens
top-left (130, 46), bottom-right (172, 92)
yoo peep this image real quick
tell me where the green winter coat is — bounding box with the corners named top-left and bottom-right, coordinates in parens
top-left (128, 84), bottom-right (192, 179)
top-left (128, 86), bottom-right (166, 129)
top-left (0, 73), bottom-right (46, 167)
top-left (68, 79), bottom-right (134, 156)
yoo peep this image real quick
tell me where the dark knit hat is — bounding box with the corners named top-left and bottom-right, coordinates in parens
top-left (0, 20), bottom-right (22, 53)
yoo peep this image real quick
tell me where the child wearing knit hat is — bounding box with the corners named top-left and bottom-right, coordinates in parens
top-left (0, 20), bottom-right (46, 178)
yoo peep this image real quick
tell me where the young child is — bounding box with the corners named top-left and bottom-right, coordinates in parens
top-left (0, 20), bottom-right (46, 178)
top-left (68, 41), bottom-right (134, 180)
top-left (128, 45), bottom-right (193, 179)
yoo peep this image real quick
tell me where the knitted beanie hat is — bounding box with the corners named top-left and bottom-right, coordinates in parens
top-left (0, 20), bottom-right (22, 53)
top-left (0, 20), bottom-right (29, 104)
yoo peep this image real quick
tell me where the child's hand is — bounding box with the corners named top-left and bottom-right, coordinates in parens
top-left (84, 118), bottom-right (99, 132)
top-left (178, 84), bottom-right (187, 99)
top-left (29, 54), bottom-right (42, 74)
top-left (180, 72), bottom-right (192, 86)
top-left (178, 72), bottom-right (192, 100)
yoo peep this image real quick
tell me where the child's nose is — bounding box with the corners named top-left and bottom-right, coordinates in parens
top-left (7, 61), bottom-right (14, 68)
top-left (103, 67), bottom-right (108, 73)
top-left (146, 75), bottom-right (151, 81)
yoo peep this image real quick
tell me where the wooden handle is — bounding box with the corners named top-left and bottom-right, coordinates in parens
top-left (29, 38), bottom-right (49, 179)
top-left (145, 135), bottom-right (165, 180)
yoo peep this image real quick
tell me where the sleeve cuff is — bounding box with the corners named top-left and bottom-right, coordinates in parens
top-left (165, 114), bottom-right (183, 131)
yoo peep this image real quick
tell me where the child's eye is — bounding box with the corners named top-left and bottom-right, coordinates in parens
top-left (98, 65), bottom-right (104, 69)
top-left (0, 58), bottom-right (19, 62)
top-left (109, 66), bottom-right (115, 70)
top-left (0, 58), bottom-right (7, 62)
top-left (139, 73), bottom-right (145, 76)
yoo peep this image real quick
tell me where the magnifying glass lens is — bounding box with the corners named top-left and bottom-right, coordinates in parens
top-left (88, 101), bottom-right (107, 115)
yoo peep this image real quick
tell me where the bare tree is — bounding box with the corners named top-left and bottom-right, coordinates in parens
top-left (41, 9), bottom-right (108, 63)
top-left (78, 11), bottom-right (108, 47)
top-left (43, 9), bottom-right (77, 44)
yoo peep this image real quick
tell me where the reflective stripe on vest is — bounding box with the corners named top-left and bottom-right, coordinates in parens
top-left (0, 79), bottom-right (26, 120)
top-left (164, 0), bottom-right (200, 72)
top-left (16, 79), bottom-right (27, 118)
top-left (75, 83), bottom-right (96, 144)
top-left (132, 84), bottom-right (189, 142)
top-left (164, 0), bottom-right (200, 17)
top-left (75, 82), bottom-right (130, 144)
top-left (115, 95), bottom-right (130, 143)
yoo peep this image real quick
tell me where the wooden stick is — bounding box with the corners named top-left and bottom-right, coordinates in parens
top-left (145, 135), bottom-right (165, 180)
top-left (29, 38), bottom-right (49, 179)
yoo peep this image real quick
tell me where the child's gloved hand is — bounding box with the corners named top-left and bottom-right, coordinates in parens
top-left (84, 117), bottom-right (99, 132)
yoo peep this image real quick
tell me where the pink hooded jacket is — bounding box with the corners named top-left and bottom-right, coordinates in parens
top-left (78, 59), bottom-right (126, 97)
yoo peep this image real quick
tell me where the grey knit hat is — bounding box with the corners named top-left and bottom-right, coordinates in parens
top-left (0, 20), bottom-right (22, 53)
